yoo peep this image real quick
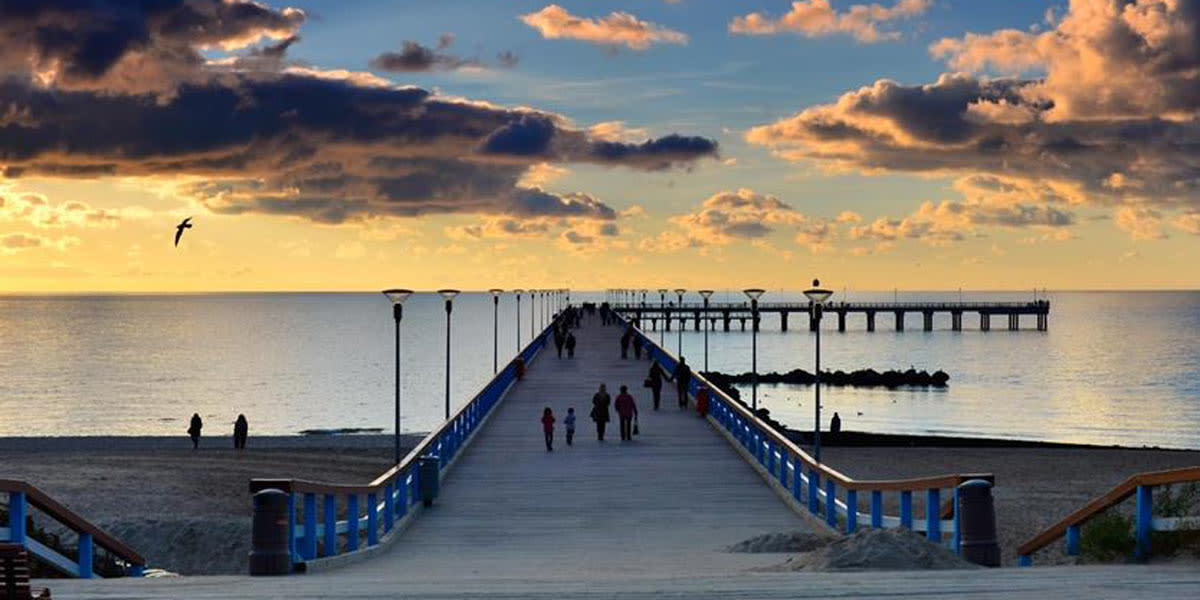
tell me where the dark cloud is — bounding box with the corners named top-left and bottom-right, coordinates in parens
top-left (368, 36), bottom-right (518, 73)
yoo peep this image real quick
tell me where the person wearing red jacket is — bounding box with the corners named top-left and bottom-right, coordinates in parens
top-left (541, 406), bottom-right (555, 452)
top-left (614, 385), bottom-right (639, 441)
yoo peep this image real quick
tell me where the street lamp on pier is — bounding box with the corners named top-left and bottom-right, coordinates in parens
top-left (489, 289), bottom-right (503, 374)
top-left (743, 288), bottom-right (765, 412)
top-left (381, 288), bottom-right (412, 465)
top-left (804, 279), bottom-right (834, 463)
top-left (438, 289), bottom-right (461, 420)
top-left (658, 288), bottom-right (668, 345)
top-left (674, 288), bottom-right (686, 355)
top-left (699, 290), bottom-right (713, 371)
top-left (514, 289), bottom-right (524, 351)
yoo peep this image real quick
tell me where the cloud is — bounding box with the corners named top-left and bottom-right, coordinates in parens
top-left (520, 5), bottom-right (688, 50)
top-left (1115, 206), bottom-right (1166, 240)
top-left (730, 0), bottom-right (931, 43)
top-left (368, 37), bottom-right (517, 73)
top-left (669, 188), bottom-right (808, 242)
top-left (0, 232), bottom-right (79, 253)
top-left (0, 192), bottom-right (151, 229)
top-left (1175, 212), bottom-right (1200, 235)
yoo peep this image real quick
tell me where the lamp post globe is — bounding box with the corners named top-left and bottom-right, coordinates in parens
top-left (382, 289), bottom-right (412, 465)
top-left (743, 288), bottom-right (765, 411)
top-left (803, 279), bottom-right (833, 463)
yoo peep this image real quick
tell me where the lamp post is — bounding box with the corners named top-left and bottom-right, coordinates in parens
top-left (699, 290), bottom-right (713, 371)
top-left (674, 288), bottom-right (686, 355)
top-left (514, 289), bottom-right (523, 351)
top-left (489, 289), bottom-right (503, 373)
top-left (439, 289), bottom-right (461, 420)
top-left (743, 289), bottom-right (765, 411)
top-left (804, 279), bottom-right (834, 463)
top-left (658, 288), bottom-right (668, 345)
top-left (382, 289), bottom-right (412, 465)
top-left (530, 289), bottom-right (536, 338)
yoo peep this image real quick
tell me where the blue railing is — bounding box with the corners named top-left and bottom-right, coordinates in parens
top-left (622, 317), bottom-right (992, 550)
top-left (1, 479), bottom-right (145, 577)
top-left (249, 324), bottom-right (553, 570)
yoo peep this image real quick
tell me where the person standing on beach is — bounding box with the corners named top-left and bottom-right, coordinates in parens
top-left (830, 412), bottom-right (841, 434)
top-left (671, 357), bottom-right (692, 409)
top-left (541, 407), bottom-right (556, 452)
top-left (188, 413), bottom-right (203, 449)
top-left (564, 407), bottom-right (576, 446)
top-left (614, 385), bottom-right (638, 441)
top-left (646, 362), bottom-right (665, 410)
top-left (233, 414), bottom-right (249, 449)
top-left (590, 384), bottom-right (611, 441)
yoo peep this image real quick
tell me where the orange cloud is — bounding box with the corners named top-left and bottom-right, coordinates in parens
top-left (520, 5), bottom-right (688, 50)
top-left (730, 0), bottom-right (931, 43)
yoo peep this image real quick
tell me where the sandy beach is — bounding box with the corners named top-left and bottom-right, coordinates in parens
top-left (4, 434), bottom-right (1197, 573)
top-left (0, 435), bottom-right (412, 575)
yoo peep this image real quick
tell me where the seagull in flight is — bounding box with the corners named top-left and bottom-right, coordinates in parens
top-left (174, 217), bottom-right (193, 247)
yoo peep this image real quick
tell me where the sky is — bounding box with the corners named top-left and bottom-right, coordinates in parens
top-left (1, 0), bottom-right (1199, 292)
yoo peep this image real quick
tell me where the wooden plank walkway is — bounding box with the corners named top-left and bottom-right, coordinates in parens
top-left (334, 314), bottom-right (816, 580)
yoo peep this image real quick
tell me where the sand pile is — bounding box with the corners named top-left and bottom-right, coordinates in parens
top-left (103, 517), bottom-right (250, 575)
top-left (727, 531), bottom-right (830, 553)
top-left (745, 529), bottom-right (978, 571)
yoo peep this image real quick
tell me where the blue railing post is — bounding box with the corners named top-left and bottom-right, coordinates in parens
top-left (1136, 484), bottom-right (1153, 561)
top-left (1018, 554), bottom-right (1032, 567)
top-left (1065, 523), bottom-right (1080, 556)
top-left (807, 467), bottom-right (820, 514)
top-left (846, 489), bottom-right (858, 533)
top-left (953, 486), bottom-right (962, 553)
top-left (871, 490), bottom-right (883, 528)
top-left (287, 492), bottom-right (297, 561)
top-left (366, 492), bottom-right (379, 546)
top-left (926, 488), bottom-right (941, 542)
top-left (398, 476), bottom-right (408, 518)
top-left (322, 494), bottom-right (337, 557)
top-left (825, 479), bottom-right (837, 528)
top-left (7, 491), bottom-right (26, 544)
top-left (302, 493), bottom-right (317, 560)
top-left (778, 451), bottom-right (787, 484)
top-left (384, 482), bottom-right (395, 533)
top-left (791, 459), bottom-right (803, 501)
top-left (767, 441), bottom-right (775, 473)
top-left (77, 532), bottom-right (93, 578)
top-left (128, 564), bottom-right (145, 577)
top-left (346, 494), bottom-right (359, 552)
top-left (900, 491), bottom-right (913, 530)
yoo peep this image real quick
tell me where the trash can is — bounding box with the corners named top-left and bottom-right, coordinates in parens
top-left (958, 479), bottom-right (1001, 567)
top-left (418, 456), bottom-right (440, 507)
top-left (249, 488), bottom-right (292, 575)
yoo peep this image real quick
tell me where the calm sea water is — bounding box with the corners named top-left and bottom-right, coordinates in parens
top-left (1, 291), bottom-right (1198, 449)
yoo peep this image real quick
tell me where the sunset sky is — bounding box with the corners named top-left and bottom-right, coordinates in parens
top-left (2, 0), bottom-right (1199, 292)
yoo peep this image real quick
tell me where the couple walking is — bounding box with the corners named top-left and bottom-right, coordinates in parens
top-left (589, 384), bottom-right (639, 441)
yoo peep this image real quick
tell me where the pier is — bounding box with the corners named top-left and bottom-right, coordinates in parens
top-left (612, 300), bottom-right (1050, 332)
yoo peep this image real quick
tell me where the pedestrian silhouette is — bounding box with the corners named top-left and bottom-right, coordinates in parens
top-left (174, 217), bottom-right (193, 247)
top-left (590, 384), bottom-right (611, 441)
top-left (615, 385), bottom-right (638, 441)
top-left (541, 407), bottom-right (555, 452)
top-left (565, 331), bottom-right (576, 358)
top-left (188, 413), bottom-right (202, 449)
top-left (830, 412), bottom-right (841, 434)
top-left (671, 357), bottom-right (692, 409)
top-left (233, 414), bottom-right (249, 449)
top-left (646, 362), bottom-right (665, 410)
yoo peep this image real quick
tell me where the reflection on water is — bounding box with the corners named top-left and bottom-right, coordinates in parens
top-left (1, 291), bottom-right (1198, 449)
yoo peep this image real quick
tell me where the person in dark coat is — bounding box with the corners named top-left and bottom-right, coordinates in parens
top-left (188, 413), bottom-right (203, 449)
top-left (565, 332), bottom-right (577, 358)
top-left (614, 385), bottom-right (639, 441)
top-left (233, 414), bottom-right (249, 449)
top-left (632, 335), bottom-right (644, 359)
top-left (647, 362), bottom-right (665, 410)
top-left (671, 357), bottom-right (692, 409)
top-left (830, 412), bottom-right (841, 434)
top-left (590, 384), bottom-right (611, 441)
top-left (620, 328), bottom-right (631, 359)
top-left (554, 326), bottom-right (565, 358)
top-left (541, 407), bottom-right (556, 452)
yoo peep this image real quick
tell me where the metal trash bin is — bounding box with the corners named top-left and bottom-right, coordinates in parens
top-left (419, 456), bottom-right (440, 507)
top-left (249, 488), bottom-right (292, 575)
top-left (958, 479), bottom-right (1001, 567)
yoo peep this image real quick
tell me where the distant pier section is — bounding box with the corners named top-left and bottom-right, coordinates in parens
top-left (611, 300), bottom-right (1050, 332)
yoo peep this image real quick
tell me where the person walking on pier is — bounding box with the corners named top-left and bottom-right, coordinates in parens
top-left (565, 407), bottom-right (576, 446)
top-left (633, 334), bottom-right (644, 360)
top-left (646, 362), bottom-right (665, 410)
top-left (187, 413), bottom-right (203, 449)
top-left (565, 331), bottom-right (577, 358)
top-left (233, 414), bottom-right (248, 449)
top-left (620, 327), bottom-right (632, 359)
top-left (671, 357), bottom-right (692, 410)
top-left (541, 407), bottom-right (556, 451)
top-left (590, 384), bottom-right (611, 441)
top-left (615, 385), bottom-right (638, 441)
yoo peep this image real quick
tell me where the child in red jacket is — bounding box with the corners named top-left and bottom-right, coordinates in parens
top-left (541, 406), bottom-right (555, 452)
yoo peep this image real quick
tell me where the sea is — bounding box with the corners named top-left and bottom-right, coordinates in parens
top-left (1, 291), bottom-right (1198, 449)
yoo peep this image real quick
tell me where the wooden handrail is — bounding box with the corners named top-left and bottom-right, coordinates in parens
top-left (1017, 465), bottom-right (1200, 557)
top-left (625, 318), bottom-right (992, 493)
top-left (0, 479), bottom-right (145, 566)
top-left (249, 323), bottom-right (552, 498)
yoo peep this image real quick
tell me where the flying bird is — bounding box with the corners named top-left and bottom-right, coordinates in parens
top-left (174, 217), bottom-right (193, 247)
